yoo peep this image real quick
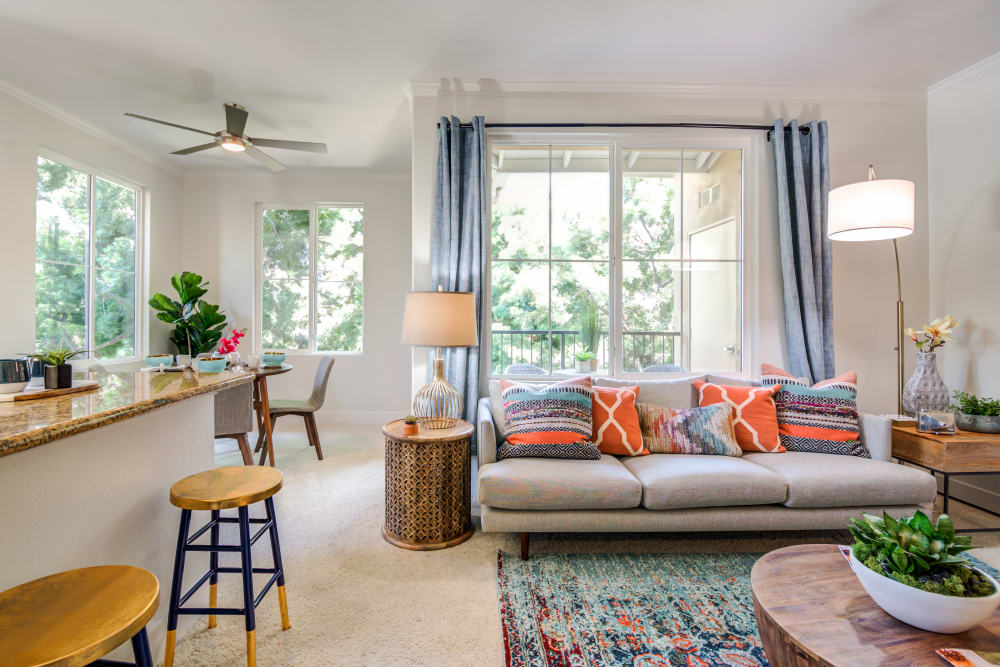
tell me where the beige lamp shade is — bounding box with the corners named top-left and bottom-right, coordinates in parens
top-left (401, 291), bottom-right (478, 347)
top-left (828, 178), bottom-right (915, 242)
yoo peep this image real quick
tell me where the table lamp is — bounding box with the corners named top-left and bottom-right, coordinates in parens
top-left (401, 288), bottom-right (478, 428)
top-left (828, 164), bottom-right (915, 415)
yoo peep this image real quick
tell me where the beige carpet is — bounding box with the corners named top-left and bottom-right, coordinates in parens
top-left (172, 424), bottom-right (1000, 666)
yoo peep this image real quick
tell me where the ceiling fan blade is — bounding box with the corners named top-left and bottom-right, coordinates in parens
top-left (248, 138), bottom-right (328, 153)
top-left (246, 145), bottom-right (286, 172)
top-left (171, 142), bottom-right (219, 155)
top-left (224, 103), bottom-right (248, 137)
top-left (124, 113), bottom-right (217, 137)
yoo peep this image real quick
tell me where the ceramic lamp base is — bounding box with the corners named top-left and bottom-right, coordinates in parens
top-left (414, 357), bottom-right (462, 429)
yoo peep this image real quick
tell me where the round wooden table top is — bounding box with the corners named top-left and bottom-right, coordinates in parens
top-left (170, 465), bottom-right (283, 510)
top-left (249, 363), bottom-right (293, 377)
top-left (382, 419), bottom-right (473, 443)
top-left (0, 565), bottom-right (159, 667)
top-left (751, 544), bottom-right (1000, 666)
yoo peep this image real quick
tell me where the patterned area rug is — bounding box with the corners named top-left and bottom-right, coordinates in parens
top-left (497, 550), bottom-right (768, 667)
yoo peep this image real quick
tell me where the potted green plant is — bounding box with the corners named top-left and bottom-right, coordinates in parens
top-left (148, 272), bottom-right (228, 362)
top-left (25, 347), bottom-right (87, 389)
top-left (574, 348), bottom-right (597, 374)
top-left (952, 390), bottom-right (1000, 434)
top-left (848, 510), bottom-right (999, 633)
top-left (402, 415), bottom-right (419, 435)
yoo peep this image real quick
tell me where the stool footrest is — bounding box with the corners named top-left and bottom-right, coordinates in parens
top-left (178, 569), bottom-right (216, 607)
top-left (254, 571), bottom-right (282, 608)
top-left (216, 567), bottom-right (278, 575)
top-left (186, 519), bottom-right (273, 548)
top-left (177, 606), bottom-right (246, 616)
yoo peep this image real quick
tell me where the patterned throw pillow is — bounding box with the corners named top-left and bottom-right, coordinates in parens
top-left (499, 376), bottom-right (600, 460)
top-left (693, 380), bottom-right (784, 453)
top-left (760, 364), bottom-right (869, 457)
top-left (592, 385), bottom-right (647, 456)
top-left (636, 403), bottom-right (742, 456)
top-left (760, 362), bottom-right (858, 392)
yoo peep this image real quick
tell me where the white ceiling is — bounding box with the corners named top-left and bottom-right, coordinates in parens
top-left (0, 0), bottom-right (997, 174)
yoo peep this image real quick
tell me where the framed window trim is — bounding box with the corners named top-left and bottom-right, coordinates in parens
top-left (253, 202), bottom-right (366, 356)
top-left (37, 147), bottom-right (148, 368)
top-left (483, 129), bottom-right (760, 382)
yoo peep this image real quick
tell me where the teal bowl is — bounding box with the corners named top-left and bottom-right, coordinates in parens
top-left (261, 352), bottom-right (286, 367)
top-left (145, 354), bottom-right (174, 368)
top-left (196, 357), bottom-right (228, 373)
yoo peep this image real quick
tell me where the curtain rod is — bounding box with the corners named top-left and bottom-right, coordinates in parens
top-left (436, 121), bottom-right (810, 141)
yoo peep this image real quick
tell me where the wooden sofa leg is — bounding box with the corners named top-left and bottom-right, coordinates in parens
top-left (520, 532), bottom-right (529, 560)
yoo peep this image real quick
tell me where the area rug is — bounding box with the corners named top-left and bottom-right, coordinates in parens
top-left (497, 550), bottom-right (768, 667)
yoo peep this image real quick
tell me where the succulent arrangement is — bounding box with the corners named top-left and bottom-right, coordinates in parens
top-left (573, 348), bottom-right (597, 362)
top-left (849, 510), bottom-right (993, 597)
top-left (953, 390), bottom-right (1000, 417)
top-left (404, 415), bottom-right (418, 425)
top-left (25, 347), bottom-right (87, 366)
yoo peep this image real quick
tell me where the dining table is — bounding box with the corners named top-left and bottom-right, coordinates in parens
top-left (249, 363), bottom-right (292, 466)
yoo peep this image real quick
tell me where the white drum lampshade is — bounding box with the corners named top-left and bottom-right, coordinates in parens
top-left (401, 290), bottom-right (478, 428)
top-left (828, 178), bottom-right (915, 242)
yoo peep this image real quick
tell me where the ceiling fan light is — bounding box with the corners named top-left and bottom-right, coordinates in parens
top-left (220, 135), bottom-right (246, 152)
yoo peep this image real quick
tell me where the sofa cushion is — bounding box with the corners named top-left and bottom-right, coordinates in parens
top-left (621, 454), bottom-right (787, 509)
top-left (595, 375), bottom-right (706, 410)
top-left (743, 452), bottom-right (937, 508)
top-left (478, 455), bottom-right (642, 510)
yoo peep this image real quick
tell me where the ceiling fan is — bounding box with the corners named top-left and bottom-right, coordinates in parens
top-left (124, 103), bottom-right (327, 171)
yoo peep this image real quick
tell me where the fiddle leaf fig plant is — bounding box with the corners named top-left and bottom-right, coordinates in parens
top-left (149, 272), bottom-right (228, 355)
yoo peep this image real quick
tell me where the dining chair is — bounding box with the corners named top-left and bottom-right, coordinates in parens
top-left (255, 356), bottom-right (335, 462)
top-left (215, 382), bottom-right (255, 464)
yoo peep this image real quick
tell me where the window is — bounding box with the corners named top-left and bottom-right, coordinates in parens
top-left (489, 138), bottom-right (746, 377)
top-left (35, 155), bottom-right (140, 360)
top-left (257, 204), bottom-right (364, 352)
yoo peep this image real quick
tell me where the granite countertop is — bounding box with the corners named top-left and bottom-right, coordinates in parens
top-left (0, 368), bottom-right (255, 459)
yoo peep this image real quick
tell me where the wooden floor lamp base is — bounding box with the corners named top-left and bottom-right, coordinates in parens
top-left (381, 524), bottom-right (473, 551)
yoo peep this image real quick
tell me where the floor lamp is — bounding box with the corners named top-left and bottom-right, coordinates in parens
top-left (828, 165), bottom-right (915, 416)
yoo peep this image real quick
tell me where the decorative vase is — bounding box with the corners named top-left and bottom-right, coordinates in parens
top-left (228, 352), bottom-right (241, 367)
top-left (413, 357), bottom-right (461, 428)
top-left (44, 364), bottom-right (73, 390)
top-left (903, 351), bottom-right (949, 416)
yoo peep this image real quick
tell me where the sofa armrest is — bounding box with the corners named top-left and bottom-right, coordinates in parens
top-left (478, 397), bottom-right (498, 467)
top-left (860, 413), bottom-right (892, 461)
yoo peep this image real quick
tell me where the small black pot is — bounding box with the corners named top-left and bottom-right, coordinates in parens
top-left (44, 364), bottom-right (73, 390)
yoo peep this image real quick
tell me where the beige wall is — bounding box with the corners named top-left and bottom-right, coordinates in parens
top-left (0, 87), bottom-right (183, 359)
top-left (410, 86), bottom-right (930, 415)
top-left (181, 173), bottom-right (412, 422)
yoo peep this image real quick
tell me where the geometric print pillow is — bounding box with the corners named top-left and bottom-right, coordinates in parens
top-left (498, 376), bottom-right (600, 460)
top-left (592, 385), bottom-right (647, 456)
top-left (771, 382), bottom-right (870, 458)
top-left (635, 403), bottom-right (742, 456)
top-left (693, 380), bottom-right (784, 453)
top-left (760, 362), bottom-right (858, 393)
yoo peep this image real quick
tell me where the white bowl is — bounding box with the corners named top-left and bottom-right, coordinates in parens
top-left (0, 380), bottom-right (28, 394)
top-left (850, 548), bottom-right (1000, 633)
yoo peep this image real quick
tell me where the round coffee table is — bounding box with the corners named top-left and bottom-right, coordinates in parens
top-left (751, 544), bottom-right (1000, 666)
top-left (381, 419), bottom-right (473, 550)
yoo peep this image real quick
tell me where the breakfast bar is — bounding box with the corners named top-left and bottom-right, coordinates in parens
top-left (0, 367), bottom-right (254, 663)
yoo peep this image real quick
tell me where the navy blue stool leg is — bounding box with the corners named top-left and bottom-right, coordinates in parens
top-left (238, 505), bottom-right (257, 666)
top-left (208, 508), bottom-right (220, 629)
top-left (164, 508), bottom-right (191, 667)
top-left (265, 497), bottom-right (291, 629)
top-left (130, 627), bottom-right (153, 667)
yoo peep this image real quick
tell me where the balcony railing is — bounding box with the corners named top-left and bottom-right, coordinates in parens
top-left (490, 329), bottom-right (680, 374)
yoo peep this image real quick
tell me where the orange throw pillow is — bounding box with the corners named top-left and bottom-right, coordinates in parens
top-left (591, 385), bottom-right (647, 456)
top-left (693, 380), bottom-right (784, 453)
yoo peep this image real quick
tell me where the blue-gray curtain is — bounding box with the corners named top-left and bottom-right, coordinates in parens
top-left (772, 119), bottom-right (833, 383)
top-left (431, 116), bottom-right (486, 442)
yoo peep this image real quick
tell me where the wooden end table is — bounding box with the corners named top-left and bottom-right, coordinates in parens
top-left (381, 419), bottom-right (473, 551)
top-left (752, 544), bottom-right (1000, 666)
top-left (892, 425), bottom-right (1000, 532)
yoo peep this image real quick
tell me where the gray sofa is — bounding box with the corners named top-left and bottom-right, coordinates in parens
top-left (477, 375), bottom-right (937, 559)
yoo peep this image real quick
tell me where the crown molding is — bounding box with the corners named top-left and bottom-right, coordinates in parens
top-left (407, 79), bottom-right (926, 103)
top-left (182, 167), bottom-right (411, 182)
top-left (927, 51), bottom-right (1000, 97)
top-left (0, 78), bottom-right (183, 177)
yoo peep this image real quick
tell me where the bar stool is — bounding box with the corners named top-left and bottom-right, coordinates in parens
top-left (164, 466), bottom-right (290, 667)
top-left (0, 565), bottom-right (158, 666)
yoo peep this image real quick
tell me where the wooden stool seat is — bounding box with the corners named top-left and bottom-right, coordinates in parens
top-left (0, 565), bottom-right (158, 667)
top-left (170, 465), bottom-right (283, 510)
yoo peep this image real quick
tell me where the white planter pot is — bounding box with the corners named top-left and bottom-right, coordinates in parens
top-left (849, 549), bottom-right (1000, 633)
top-left (575, 360), bottom-right (590, 373)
